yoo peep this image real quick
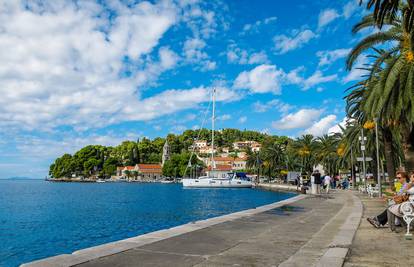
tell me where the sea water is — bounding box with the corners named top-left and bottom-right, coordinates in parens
top-left (0, 180), bottom-right (295, 266)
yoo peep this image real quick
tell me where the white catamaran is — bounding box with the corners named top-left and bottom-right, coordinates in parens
top-left (182, 88), bottom-right (252, 188)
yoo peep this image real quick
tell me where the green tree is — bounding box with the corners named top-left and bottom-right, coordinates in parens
top-left (346, 6), bottom-right (414, 170)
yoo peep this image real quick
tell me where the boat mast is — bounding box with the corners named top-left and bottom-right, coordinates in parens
top-left (211, 88), bottom-right (216, 170)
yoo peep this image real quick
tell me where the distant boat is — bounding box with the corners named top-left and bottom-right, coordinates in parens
top-left (182, 88), bottom-right (252, 188)
top-left (96, 179), bottom-right (106, 183)
top-left (160, 180), bottom-right (174, 184)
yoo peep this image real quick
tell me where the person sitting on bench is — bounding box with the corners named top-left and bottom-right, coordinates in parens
top-left (367, 171), bottom-right (410, 228)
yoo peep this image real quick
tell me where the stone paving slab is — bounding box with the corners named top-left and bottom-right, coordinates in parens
top-left (344, 193), bottom-right (414, 267)
top-left (78, 193), bottom-right (352, 267)
top-left (278, 191), bottom-right (362, 267)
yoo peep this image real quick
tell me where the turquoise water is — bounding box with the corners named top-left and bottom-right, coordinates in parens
top-left (0, 180), bottom-right (295, 267)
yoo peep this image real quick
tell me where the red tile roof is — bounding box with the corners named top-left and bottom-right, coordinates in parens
top-left (137, 164), bottom-right (162, 174)
top-left (117, 166), bottom-right (136, 170)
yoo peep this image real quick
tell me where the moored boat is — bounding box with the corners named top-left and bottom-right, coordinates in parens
top-left (182, 173), bottom-right (252, 188)
top-left (182, 88), bottom-right (252, 188)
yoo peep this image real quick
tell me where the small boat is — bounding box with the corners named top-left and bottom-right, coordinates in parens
top-left (160, 180), bottom-right (174, 184)
top-left (96, 179), bottom-right (106, 183)
top-left (182, 88), bottom-right (252, 188)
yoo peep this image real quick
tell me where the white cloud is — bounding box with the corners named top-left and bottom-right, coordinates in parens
top-left (252, 99), bottom-right (292, 114)
top-left (304, 114), bottom-right (337, 136)
top-left (285, 67), bottom-right (337, 90)
top-left (183, 37), bottom-right (216, 71)
top-left (328, 117), bottom-right (348, 134)
top-left (234, 64), bottom-right (337, 94)
top-left (226, 44), bottom-right (269, 65)
top-left (238, 116), bottom-right (247, 124)
top-left (302, 71), bottom-right (337, 89)
top-left (343, 55), bottom-right (369, 83)
top-left (242, 16), bottom-right (277, 33)
top-left (273, 29), bottom-right (317, 54)
top-left (343, 0), bottom-right (359, 19)
top-left (233, 64), bottom-right (285, 94)
top-left (272, 109), bottom-right (323, 130)
top-left (159, 46), bottom-right (179, 69)
top-left (316, 48), bottom-right (351, 66)
top-left (318, 9), bottom-right (340, 28)
top-left (217, 114), bottom-right (231, 121)
top-left (122, 86), bottom-right (238, 122)
top-left (15, 132), bottom-right (141, 161)
top-left (0, 1), bottom-right (225, 132)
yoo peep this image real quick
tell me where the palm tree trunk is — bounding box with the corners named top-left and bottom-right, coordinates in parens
top-left (383, 129), bottom-right (396, 181)
top-left (402, 127), bottom-right (414, 171)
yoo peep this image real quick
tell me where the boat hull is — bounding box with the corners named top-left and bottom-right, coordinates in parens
top-left (182, 178), bottom-right (252, 188)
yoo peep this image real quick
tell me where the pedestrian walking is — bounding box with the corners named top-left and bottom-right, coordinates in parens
top-left (324, 174), bottom-right (331, 194)
top-left (311, 170), bottom-right (322, 194)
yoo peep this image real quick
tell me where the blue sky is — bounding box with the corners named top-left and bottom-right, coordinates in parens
top-left (0, 0), bottom-right (368, 178)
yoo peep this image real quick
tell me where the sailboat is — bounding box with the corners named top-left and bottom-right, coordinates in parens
top-left (182, 88), bottom-right (252, 188)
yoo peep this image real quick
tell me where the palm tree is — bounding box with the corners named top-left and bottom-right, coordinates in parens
top-left (290, 135), bottom-right (317, 174)
top-left (359, 0), bottom-right (414, 32)
top-left (262, 141), bottom-right (286, 179)
top-left (346, 5), bottom-right (414, 170)
top-left (315, 134), bottom-right (341, 176)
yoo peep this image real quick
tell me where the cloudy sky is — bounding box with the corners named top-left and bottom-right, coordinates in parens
top-left (0, 0), bottom-right (366, 178)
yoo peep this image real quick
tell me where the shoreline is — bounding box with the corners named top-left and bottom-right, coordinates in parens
top-left (22, 193), bottom-right (305, 267)
top-left (45, 178), bottom-right (178, 183)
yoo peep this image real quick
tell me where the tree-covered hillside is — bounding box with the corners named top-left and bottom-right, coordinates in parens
top-left (49, 128), bottom-right (274, 178)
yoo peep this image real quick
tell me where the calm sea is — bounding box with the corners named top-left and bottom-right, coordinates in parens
top-left (0, 180), bottom-right (295, 267)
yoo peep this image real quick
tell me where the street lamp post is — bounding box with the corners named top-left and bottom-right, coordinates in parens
top-left (375, 118), bottom-right (382, 197)
top-left (359, 129), bottom-right (367, 190)
top-left (351, 145), bottom-right (355, 187)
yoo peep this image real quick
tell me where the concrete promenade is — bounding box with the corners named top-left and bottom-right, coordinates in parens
top-left (23, 189), bottom-right (362, 267)
top-left (344, 193), bottom-right (414, 266)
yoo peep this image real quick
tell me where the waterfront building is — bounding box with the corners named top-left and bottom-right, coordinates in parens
top-left (116, 165), bottom-right (137, 177)
top-left (116, 164), bottom-right (163, 181)
top-left (232, 157), bottom-right (248, 170)
top-left (202, 156), bottom-right (247, 171)
top-left (136, 164), bottom-right (163, 180)
top-left (205, 165), bottom-right (232, 178)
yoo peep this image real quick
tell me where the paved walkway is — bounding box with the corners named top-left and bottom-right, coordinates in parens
top-left (344, 193), bottom-right (414, 267)
top-left (23, 190), bottom-right (362, 267)
top-left (74, 191), bottom-right (358, 267)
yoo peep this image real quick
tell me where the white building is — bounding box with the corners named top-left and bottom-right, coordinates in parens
top-left (193, 140), bottom-right (208, 149)
top-left (233, 141), bottom-right (261, 152)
